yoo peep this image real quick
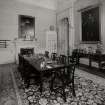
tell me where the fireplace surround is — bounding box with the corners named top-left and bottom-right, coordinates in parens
top-left (15, 40), bottom-right (38, 64)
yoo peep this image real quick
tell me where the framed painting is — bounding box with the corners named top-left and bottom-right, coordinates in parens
top-left (81, 6), bottom-right (100, 43)
top-left (18, 15), bottom-right (35, 40)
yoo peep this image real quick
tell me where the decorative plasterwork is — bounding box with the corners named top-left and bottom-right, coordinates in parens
top-left (17, 0), bottom-right (57, 10)
top-left (16, 0), bottom-right (78, 10)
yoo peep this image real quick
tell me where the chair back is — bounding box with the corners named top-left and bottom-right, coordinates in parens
top-left (51, 53), bottom-right (57, 61)
top-left (59, 55), bottom-right (67, 64)
top-left (45, 51), bottom-right (49, 58)
top-left (69, 63), bottom-right (75, 80)
top-left (64, 63), bottom-right (75, 84)
top-left (69, 49), bottom-right (79, 66)
top-left (72, 49), bottom-right (78, 58)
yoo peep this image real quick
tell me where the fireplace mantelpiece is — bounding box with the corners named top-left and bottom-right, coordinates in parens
top-left (15, 40), bottom-right (38, 64)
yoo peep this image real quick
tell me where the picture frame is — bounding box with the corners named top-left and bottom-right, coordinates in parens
top-left (81, 6), bottom-right (100, 43)
top-left (18, 15), bottom-right (35, 40)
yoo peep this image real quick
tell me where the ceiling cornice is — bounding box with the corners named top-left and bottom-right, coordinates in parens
top-left (17, 0), bottom-right (57, 10)
top-left (17, 0), bottom-right (78, 10)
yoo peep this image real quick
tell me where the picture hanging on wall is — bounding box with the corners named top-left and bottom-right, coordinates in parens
top-left (81, 6), bottom-right (100, 43)
top-left (18, 15), bottom-right (35, 40)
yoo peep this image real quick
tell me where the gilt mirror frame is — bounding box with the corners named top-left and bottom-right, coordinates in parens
top-left (18, 15), bottom-right (35, 40)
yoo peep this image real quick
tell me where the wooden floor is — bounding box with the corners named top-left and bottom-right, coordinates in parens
top-left (0, 64), bottom-right (18, 105)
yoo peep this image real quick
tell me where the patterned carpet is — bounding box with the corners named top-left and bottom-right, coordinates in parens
top-left (13, 65), bottom-right (105, 105)
top-left (0, 64), bottom-right (18, 105)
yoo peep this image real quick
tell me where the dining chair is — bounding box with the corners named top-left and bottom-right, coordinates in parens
top-left (60, 63), bottom-right (76, 101)
top-left (51, 53), bottom-right (57, 61)
top-left (59, 54), bottom-right (67, 64)
top-left (18, 54), bottom-right (24, 80)
top-left (18, 54), bottom-right (39, 88)
top-left (45, 51), bottom-right (49, 58)
top-left (23, 59), bottom-right (40, 88)
top-left (50, 63), bottom-right (76, 102)
top-left (68, 49), bottom-right (79, 67)
top-left (59, 54), bottom-right (76, 97)
top-left (64, 63), bottom-right (76, 96)
top-left (22, 56), bottom-right (52, 89)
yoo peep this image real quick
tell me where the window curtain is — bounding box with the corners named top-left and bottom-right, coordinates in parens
top-left (58, 18), bottom-right (69, 55)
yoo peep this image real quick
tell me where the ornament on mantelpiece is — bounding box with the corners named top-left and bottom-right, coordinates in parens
top-left (96, 41), bottom-right (103, 54)
top-left (49, 25), bottom-right (55, 31)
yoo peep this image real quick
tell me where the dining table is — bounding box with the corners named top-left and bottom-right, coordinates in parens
top-left (19, 54), bottom-right (75, 101)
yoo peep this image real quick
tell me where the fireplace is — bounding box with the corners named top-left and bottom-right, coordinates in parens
top-left (20, 48), bottom-right (34, 55)
top-left (14, 40), bottom-right (45, 64)
top-left (14, 40), bottom-right (36, 64)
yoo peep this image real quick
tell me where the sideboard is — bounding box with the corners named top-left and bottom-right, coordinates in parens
top-left (79, 52), bottom-right (105, 70)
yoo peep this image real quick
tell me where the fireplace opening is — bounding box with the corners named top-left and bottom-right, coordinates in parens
top-left (20, 48), bottom-right (34, 55)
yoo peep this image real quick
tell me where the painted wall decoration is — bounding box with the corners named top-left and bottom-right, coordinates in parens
top-left (81, 6), bottom-right (100, 42)
top-left (19, 15), bottom-right (35, 40)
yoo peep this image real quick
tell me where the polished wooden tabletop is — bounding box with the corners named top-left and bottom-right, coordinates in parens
top-left (23, 54), bottom-right (72, 72)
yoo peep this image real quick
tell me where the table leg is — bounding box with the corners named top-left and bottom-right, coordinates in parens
top-left (50, 72), bottom-right (55, 91)
top-left (60, 75), bottom-right (66, 102)
top-left (98, 61), bottom-right (101, 70)
top-left (39, 73), bottom-right (43, 93)
top-left (72, 80), bottom-right (76, 97)
top-left (89, 57), bottom-right (91, 67)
